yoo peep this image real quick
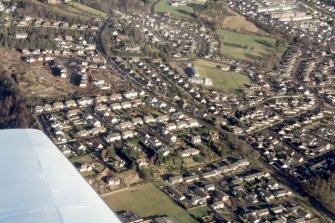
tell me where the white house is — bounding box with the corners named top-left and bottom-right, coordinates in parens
top-left (123, 90), bottom-right (138, 99)
top-left (106, 176), bottom-right (121, 187)
top-left (65, 100), bottom-right (77, 108)
top-left (122, 130), bottom-right (135, 139)
top-left (105, 133), bottom-right (121, 143)
top-left (211, 201), bottom-right (225, 210)
top-left (111, 103), bottom-right (121, 110)
top-left (79, 163), bottom-right (93, 172)
top-left (121, 101), bottom-right (132, 109)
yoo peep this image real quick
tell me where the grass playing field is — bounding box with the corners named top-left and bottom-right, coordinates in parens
top-left (104, 183), bottom-right (198, 223)
top-left (154, 0), bottom-right (197, 18)
top-left (216, 29), bottom-right (277, 62)
top-left (193, 59), bottom-right (250, 93)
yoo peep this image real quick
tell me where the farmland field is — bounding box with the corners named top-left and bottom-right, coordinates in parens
top-left (216, 29), bottom-right (277, 62)
top-left (104, 183), bottom-right (198, 223)
top-left (193, 59), bottom-right (250, 93)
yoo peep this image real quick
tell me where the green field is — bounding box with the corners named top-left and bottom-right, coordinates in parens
top-left (66, 2), bottom-right (107, 18)
top-left (105, 183), bottom-right (198, 223)
top-left (155, 0), bottom-right (198, 18)
top-left (216, 29), bottom-right (277, 62)
top-left (193, 59), bottom-right (250, 93)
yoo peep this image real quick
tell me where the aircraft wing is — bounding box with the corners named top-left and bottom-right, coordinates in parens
top-left (0, 129), bottom-right (120, 223)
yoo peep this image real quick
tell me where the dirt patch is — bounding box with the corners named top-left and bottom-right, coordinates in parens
top-left (0, 49), bottom-right (76, 97)
top-left (119, 169), bottom-right (140, 186)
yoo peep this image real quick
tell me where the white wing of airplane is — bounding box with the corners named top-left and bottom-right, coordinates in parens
top-left (0, 129), bottom-right (121, 223)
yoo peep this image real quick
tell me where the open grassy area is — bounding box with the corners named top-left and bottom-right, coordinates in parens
top-left (155, 0), bottom-right (199, 18)
top-left (193, 59), bottom-right (250, 93)
top-left (105, 183), bottom-right (198, 223)
top-left (66, 1), bottom-right (107, 18)
top-left (216, 29), bottom-right (277, 62)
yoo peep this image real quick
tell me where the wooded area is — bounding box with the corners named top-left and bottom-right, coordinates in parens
top-left (0, 70), bottom-right (32, 128)
top-left (305, 169), bottom-right (335, 212)
top-left (193, 1), bottom-right (231, 29)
